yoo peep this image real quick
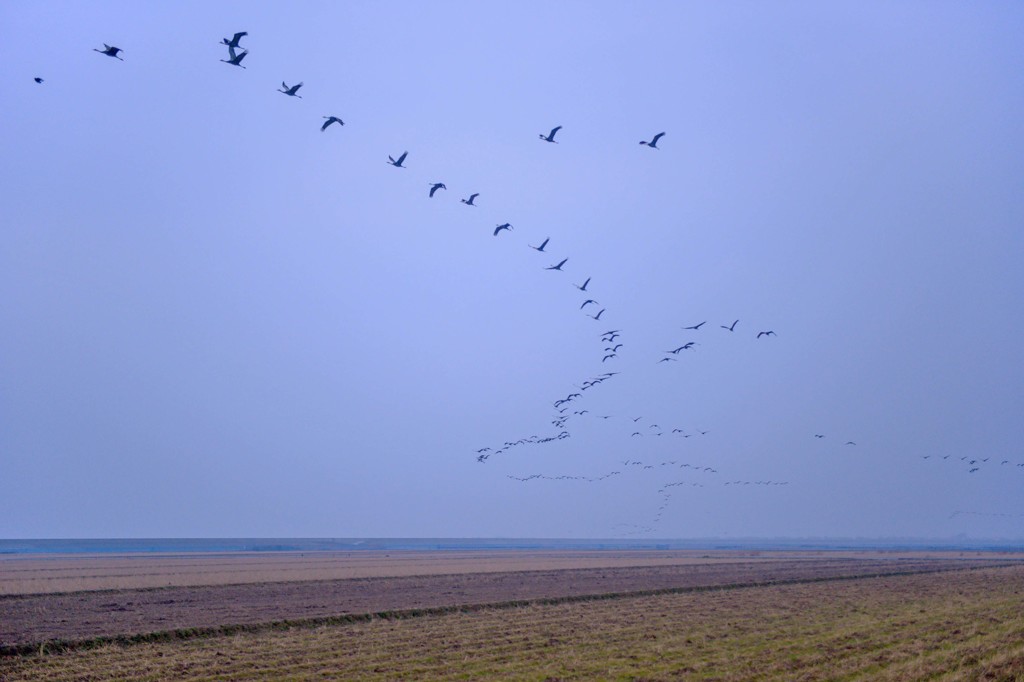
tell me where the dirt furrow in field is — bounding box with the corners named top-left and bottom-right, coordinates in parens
top-left (0, 557), bottom-right (997, 647)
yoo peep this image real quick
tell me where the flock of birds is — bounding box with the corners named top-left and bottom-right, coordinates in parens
top-left (30, 31), bottom-right (1021, 534)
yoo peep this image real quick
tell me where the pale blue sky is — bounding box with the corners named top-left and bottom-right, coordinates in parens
top-left (2, 1), bottom-right (1022, 539)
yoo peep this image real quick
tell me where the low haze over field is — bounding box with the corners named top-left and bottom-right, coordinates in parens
top-left (2, 1), bottom-right (1022, 539)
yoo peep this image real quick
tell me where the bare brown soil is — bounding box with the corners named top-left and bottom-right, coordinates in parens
top-left (1, 551), bottom-right (1012, 648)
top-left (2, 565), bottom-right (1022, 681)
top-left (2, 548), bottom-right (1012, 595)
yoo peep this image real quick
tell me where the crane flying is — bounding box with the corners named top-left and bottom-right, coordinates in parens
top-left (321, 116), bottom-right (344, 131)
top-left (539, 125), bottom-right (562, 143)
top-left (93, 44), bottom-right (124, 60)
top-left (279, 81), bottom-right (303, 97)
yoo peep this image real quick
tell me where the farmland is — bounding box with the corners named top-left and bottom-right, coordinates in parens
top-left (1, 551), bottom-right (1022, 680)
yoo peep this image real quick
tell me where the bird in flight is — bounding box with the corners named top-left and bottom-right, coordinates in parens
top-left (814, 434), bottom-right (825, 439)
top-left (757, 331), bottom-right (776, 338)
top-left (34, 77), bottom-right (44, 84)
top-left (602, 354), bottom-right (616, 362)
top-left (493, 223), bottom-right (513, 236)
top-left (846, 441), bottom-right (856, 446)
top-left (667, 343), bottom-right (695, 354)
top-left (221, 32), bottom-right (248, 50)
top-left (530, 238), bottom-right (550, 252)
top-left (461, 193), bottom-right (479, 206)
top-left (221, 47), bottom-right (248, 68)
top-left (321, 116), bottom-right (344, 131)
top-left (94, 44), bottom-right (124, 60)
top-left (589, 308), bottom-right (606, 320)
top-left (546, 258), bottom-right (568, 271)
top-left (658, 357), bottom-right (677, 363)
top-left (429, 182), bottom-right (447, 198)
top-left (279, 81), bottom-right (303, 97)
top-left (387, 151), bottom-right (408, 168)
top-left (575, 277), bottom-right (591, 292)
top-left (683, 321), bottom-right (706, 330)
top-left (640, 132), bottom-right (666, 149)
top-left (721, 319), bottom-right (739, 331)
top-left (539, 125), bottom-right (562, 143)
top-left (581, 299), bottom-right (598, 309)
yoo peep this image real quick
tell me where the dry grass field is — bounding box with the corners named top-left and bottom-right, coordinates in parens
top-left (2, 549), bottom-right (988, 595)
top-left (2, 551), bottom-right (1022, 680)
top-left (1, 564), bottom-right (1022, 681)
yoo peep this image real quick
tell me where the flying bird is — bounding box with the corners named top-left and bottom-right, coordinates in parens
top-left (546, 258), bottom-right (568, 271)
top-left (539, 125), bottom-right (562, 143)
top-left (846, 441), bottom-right (856, 446)
top-left (221, 31), bottom-right (248, 49)
top-left (34, 77), bottom-right (44, 84)
top-left (721, 319), bottom-right (739, 331)
top-left (640, 132), bottom-right (665, 149)
top-left (602, 354), bottom-right (616, 362)
top-left (279, 81), bottom-right (303, 97)
top-left (461, 193), bottom-right (479, 206)
top-left (429, 182), bottom-right (447, 197)
top-left (658, 357), bottom-right (677, 363)
top-left (588, 309), bottom-right (606, 321)
top-left (683, 321), bottom-right (706, 330)
top-left (387, 151), bottom-right (408, 168)
top-left (575, 277), bottom-right (591, 291)
top-left (581, 299), bottom-right (598, 309)
top-left (493, 223), bottom-right (512, 236)
top-left (757, 331), bottom-right (776, 338)
top-left (530, 238), bottom-right (550, 252)
top-left (321, 116), bottom-right (344, 131)
top-left (94, 44), bottom-right (124, 60)
top-left (814, 434), bottom-right (825, 439)
top-left (221, 47), bottom-right (248, 68)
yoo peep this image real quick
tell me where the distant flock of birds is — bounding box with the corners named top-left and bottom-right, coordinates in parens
top-left (32, 32), bottom-right (1018, 533)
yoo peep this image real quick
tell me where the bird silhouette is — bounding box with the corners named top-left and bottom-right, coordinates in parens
top-left (575, 277), bottom-right (591, 291)
top-left (221, 47), bottom-right (248, 68)
top-left (602, 354), bottom-right (616, 362)
top-left (683, 321), bottom-right (706, 330)
top-left (721, 320), bottom-right (738, 331)
top-left (493, 223), bottom-right (513, 236)
top-left (34, 77), bottom-right (44, 84)
top-left (540, 125), bottom-right (562, 143)
top-left (757, 331), bottom-right (776, 338)
top-left (279, 81), bottom-right (303, 97)
top-left (387, 151), bottom-right (408, 168)
top-left (658, 357), bottom-right (677, 363)
top-left (94, 44), bottom-right (123, 60)
top-left (581, 299), bottom-right (598, 309)
top-left (429, 182), bottom-right (446, 197)
top-left (640, 132), bottom-right (665, 149)
top-left (546, 258), bottom-right (568, 271)
top-left (461, 193), bottom-right (479, 206)
top-left (588, 309), bottom-right (606, 320)
top-left (321, 116), bottom-right (344, 131)
top-left (846, 441), bottom-right (856, 446)
top-left (221, 32), bottom-right (248, 49)
top-left (530, 238), bottom-right (550, 252)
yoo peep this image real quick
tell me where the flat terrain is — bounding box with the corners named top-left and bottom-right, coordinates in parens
top-left (3, 548), bottom-right (998, 594)
top-left (1, 551), bottom-right (1012, 647)
top-left (2, 564), bottom-right (1022, 680)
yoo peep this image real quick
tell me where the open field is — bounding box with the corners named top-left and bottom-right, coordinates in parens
top-left (5, 548), bottom-right (1011, 595)
top-left (2, 552), bottom-right (1014, 647)
top-left (2, 564), bottom-right (1022, 680)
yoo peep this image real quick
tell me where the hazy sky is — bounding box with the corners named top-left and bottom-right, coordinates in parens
top-left (2, 1), bottom-right (1022, 540)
